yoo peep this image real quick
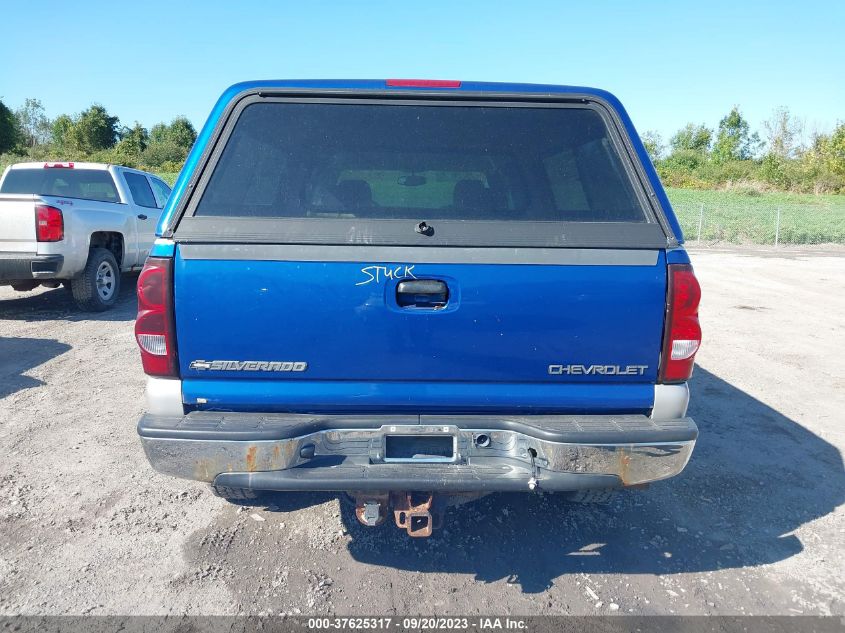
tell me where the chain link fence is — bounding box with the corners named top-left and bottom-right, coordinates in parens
top-left (672, 202), bottom-right (845, 246)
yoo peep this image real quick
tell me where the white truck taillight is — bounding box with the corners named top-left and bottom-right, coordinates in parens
top-left (659, 264), bottom-right (702, 383)
top-left (35, 205), bottom-right (64, 242)
top-left (135, 257), bottom-right (178, 377)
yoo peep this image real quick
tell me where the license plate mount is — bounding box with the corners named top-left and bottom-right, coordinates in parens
top-left (383, 434), bottom-right (456, 463)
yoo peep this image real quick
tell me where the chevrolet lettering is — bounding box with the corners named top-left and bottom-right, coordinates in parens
top-left (548, 364), bottom-right (649, 376)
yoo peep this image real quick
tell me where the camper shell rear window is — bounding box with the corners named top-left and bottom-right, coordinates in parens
top-left (174, 95), bottom-right (670, 248)
top-left (195, 102), bottom-right (646, 223)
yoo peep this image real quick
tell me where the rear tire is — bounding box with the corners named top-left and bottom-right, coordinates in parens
top-left (562, 489), bottom-right (617, 504)
top-left (209, 485), bottom-right (263, 504)
top-left (71, 248), bottom-right (120, 312)
top-left (11, 281), bottom-right (40, 292)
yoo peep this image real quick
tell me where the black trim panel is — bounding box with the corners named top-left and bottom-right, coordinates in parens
top-left (179, 244), bottom-right (660, 265)
top-left (0, 254), bottom-right (63, 281)
top-left (174, 217), bottom-right (668, 249)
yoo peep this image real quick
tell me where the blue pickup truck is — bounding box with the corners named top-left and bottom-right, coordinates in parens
top-left (135, 80), bottom-right (701, 537)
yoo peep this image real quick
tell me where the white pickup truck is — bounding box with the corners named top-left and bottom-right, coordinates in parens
top-left (0, 162), bottom-right (171, 311)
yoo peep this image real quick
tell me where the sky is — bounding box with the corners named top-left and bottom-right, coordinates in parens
top-left (1, 0), bottom-right (843, 145)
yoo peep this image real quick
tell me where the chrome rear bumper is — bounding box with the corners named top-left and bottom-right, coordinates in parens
top-left (139, 413), bottom-right (696, 493)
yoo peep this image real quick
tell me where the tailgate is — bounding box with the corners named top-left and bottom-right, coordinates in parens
top-left (168, 94), bottom-right (673, 414)
top-left (174, 246), bottom-right (666, 413)
top-left (0, 195), bottom-right (38, 253)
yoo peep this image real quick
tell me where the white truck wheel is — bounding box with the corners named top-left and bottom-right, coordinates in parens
top-left (71, 248), bottom-right (121, 312)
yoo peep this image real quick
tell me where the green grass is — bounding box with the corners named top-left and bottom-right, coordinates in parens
top-left (666, 188), bottom-right (845, 244)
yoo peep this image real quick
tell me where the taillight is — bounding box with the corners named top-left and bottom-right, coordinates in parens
top-left (35, 205), bottom-right (64, 242)
top-left (135, 257), bottom-right (178, 377)
top-left (659, 264), bottom-right (702, 383)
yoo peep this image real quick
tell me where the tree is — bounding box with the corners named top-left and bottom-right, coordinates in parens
top-left (141, 138), bottom-right (189, 168)
top-left (117, 122), bottom-right (149, 155)
top-left (796, 123), bottom-right (845, 192)
top-left (813, 122), bottom-right (845, 177)
top-left (0, 98), bottom-right (20, 153)
top-left (111, 122), bottom-right (150, 168)
top-left (64, 104), bottom-right (119, 153)
top-left (640, 130), bottom-right (664, 163)
top-left (712, 106), bottom-right (760, 163)
top-left (826, 123), bottom-right (845, 176)
top-left (51, 114), bottom-right (74, 148)
top-left (143, 116), bottom-right (197, 168)
top-left (763, 107), bottom-right (803, 159)
top-left (669, 123), bottom-right (712, 154)
top-left (167, 116), bottom-right (197, 149)
top-left (15, 98), bottom-right (51, 150)
top-left (149, 122), bottom-right (169, 145)
top-left (150, 116), bottom-right (197, 149)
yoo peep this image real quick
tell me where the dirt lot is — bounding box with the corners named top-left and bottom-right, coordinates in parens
top-left (0, 249), bottom-right (843, 616)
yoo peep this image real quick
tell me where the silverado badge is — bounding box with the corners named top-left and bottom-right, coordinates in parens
top-left (189, 360), bottom-right (308, 372)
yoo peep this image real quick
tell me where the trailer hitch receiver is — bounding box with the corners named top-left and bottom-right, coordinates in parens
top-left (353, 492), bottom-right (438, 537)
top-left (392, 492), bottom-right (434, 537)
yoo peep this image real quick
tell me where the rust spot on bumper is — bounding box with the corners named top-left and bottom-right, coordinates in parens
top-left (281, 440), bottom-right (297, 466)
top-left (245, 446), bottom-right (258, 472)
top-left (191, 441), bottom-right (294, 481)
top-left (618, 448), bottom-right (632, 486)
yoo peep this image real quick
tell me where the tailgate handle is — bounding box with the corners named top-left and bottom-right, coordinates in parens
top-left (396, 279), bottom-right (449, 308)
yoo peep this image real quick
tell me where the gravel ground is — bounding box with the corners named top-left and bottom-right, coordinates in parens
top-left (0, 249), bottom-right (843, 617)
